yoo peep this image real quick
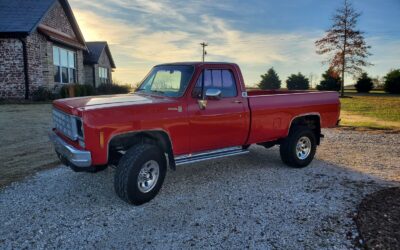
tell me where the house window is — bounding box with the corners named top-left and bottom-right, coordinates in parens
top-left (99, 67), bottom-right (109, 84)
top-left (53, 46), bottom-right (76, 84)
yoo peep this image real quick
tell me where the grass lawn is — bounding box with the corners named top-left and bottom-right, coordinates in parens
top-left (340, 92), bottom-right (400, 130)
top-left (0, 104), bottom-right (59, 188)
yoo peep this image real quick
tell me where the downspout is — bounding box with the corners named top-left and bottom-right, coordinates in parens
top-left (92, 65), bottom-right (96, 87)
top-left (19, 37), bottom-right (29, 100)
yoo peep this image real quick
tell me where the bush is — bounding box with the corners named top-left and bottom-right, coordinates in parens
top-left (384, 69), bottom-right (400, 94)
top-left (355, 73), bottom-right (373, 93)
top-left (96, 83), bottom-right (131, 95)
top-left (31, 86), bottom-right (54, 101)
top-left (286, 73), bottom-right (310, 90)
top-left (59, 84), bottom-right (95, 98)
top-left (258, 68), bottom-right (281, 90)
top-left (316, 68), bottom-right (341, 91)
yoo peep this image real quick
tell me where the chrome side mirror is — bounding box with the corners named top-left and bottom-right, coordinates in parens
top-left (205, 88), bottom-right (222, 100)
top-left (198, 88), bottom-right (221, 110)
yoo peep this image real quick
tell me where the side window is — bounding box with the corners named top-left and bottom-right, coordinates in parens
top-left (192, 69), bottom-right (237, 98)
top-left (221, 70), bottom-right (237, 97)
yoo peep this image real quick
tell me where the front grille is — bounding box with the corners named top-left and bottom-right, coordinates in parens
top-left (52, 109), bottom-right (78, 140)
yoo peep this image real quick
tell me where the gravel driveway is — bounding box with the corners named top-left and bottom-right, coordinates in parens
top-left (1, 129), bottom-right (399, 249)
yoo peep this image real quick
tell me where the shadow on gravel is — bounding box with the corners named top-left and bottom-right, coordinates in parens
top-left (0, 145), bottom-right (398, 249)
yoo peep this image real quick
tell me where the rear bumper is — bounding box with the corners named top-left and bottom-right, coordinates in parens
top-left (49, 131), bottom-right (92, 168)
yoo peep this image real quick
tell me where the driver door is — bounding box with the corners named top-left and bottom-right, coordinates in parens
top-left (187, 68), bottom-right (249, 153)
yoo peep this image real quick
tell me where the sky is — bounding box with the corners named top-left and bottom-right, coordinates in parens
top-left (69, 0), bottom-right (400, 87)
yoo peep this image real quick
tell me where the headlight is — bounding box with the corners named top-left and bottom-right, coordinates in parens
top-left (76, 118), bottom-right (84, 139)
top-left (75, 117), bottom-right (85, 148)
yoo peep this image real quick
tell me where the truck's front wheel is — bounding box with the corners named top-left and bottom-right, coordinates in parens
top-left (279, 126), bottom-right (316, 168)
top-left (114, 143), bottom-right (166, 205)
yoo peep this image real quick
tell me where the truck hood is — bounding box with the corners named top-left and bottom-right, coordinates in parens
top-left (53, 93), bottom-right (175, 114)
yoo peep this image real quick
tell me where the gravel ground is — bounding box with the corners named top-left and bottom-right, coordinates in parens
top-left (1, 128), bottom-right (399, 249)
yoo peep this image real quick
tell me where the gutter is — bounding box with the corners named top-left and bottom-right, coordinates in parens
top-left (19, 37), bottom-right (30, 100)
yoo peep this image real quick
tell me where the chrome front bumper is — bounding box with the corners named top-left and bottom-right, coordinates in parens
top-left (49, 131), bottom-right (92, 167)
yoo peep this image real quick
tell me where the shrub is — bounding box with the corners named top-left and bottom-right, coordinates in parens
top-left (384, 69), bottom-right (400, 94)
top-left (31, 86), bottom-right (54, 101)
top-left (316, 68), bottom-right (341, 91)
top-left (258, 67), bottom-right (281, 90)
top-left (286, 73), bottom-right (310, 90)
top-left (355, 73), bottom-right (373, 93)
top-left (96, 83), bottom-right (131, 95)
top-left (59, 84), bottom-right (95, 98)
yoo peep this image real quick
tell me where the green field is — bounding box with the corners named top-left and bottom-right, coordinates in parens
top-left (340, 92), bottom-right (400, 130)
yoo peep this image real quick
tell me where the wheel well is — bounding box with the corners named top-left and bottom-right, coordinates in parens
top-left (289, 115), bottom-right (321, 144)
top-left (108, 131), bottom-right (175, 169)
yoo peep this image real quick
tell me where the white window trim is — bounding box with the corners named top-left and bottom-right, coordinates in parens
top-left (53, 46), bottom-right (76, 84)
top-left (99, 66), bottom-right (109, 84)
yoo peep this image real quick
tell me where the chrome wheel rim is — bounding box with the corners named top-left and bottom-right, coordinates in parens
top-left (296, 136), bottom-right (312, 160)
top-left (137, 160), bottom-right (160, 193)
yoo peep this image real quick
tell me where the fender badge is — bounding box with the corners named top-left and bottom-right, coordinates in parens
top-left (168, 106), bottom-right (183, 112)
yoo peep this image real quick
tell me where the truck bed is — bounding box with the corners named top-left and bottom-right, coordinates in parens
top-left (246, 89), bottom-right (340, 144)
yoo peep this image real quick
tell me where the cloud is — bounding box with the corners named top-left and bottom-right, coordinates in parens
top-left (73, 3), bottom-right (324, 85)
top-left (71, 0), bottom-right (399, 86)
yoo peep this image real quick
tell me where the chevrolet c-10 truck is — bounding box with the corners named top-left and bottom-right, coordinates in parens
top-left (50, 62), bottom-right (340, 205)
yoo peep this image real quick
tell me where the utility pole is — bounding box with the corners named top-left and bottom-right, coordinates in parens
top-left (200, 42), bottom-right (208, 62)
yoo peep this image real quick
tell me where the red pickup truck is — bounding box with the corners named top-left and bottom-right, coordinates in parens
top-left (50, 62), bottom-right (340, 205)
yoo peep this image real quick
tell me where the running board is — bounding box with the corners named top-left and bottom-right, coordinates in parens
top-left (175, 146), bottom-right (249, 166)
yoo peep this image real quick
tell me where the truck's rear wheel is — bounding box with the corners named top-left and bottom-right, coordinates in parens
top-left (114, 143), bottom-right (166, 205)
top-left (279, 126), bottom-right (316, 168)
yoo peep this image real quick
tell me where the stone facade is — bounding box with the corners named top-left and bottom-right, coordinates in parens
top-left (93, 49), bottom-right (113, 87)
top-left (0, 0), bottom-right (94, 99)
top-left (84, 65), bottom-right (94, 86)
top-left (41, 2), bottom-right (76, 39)
top-left (0, 39), bottom-right (25, 98)
top-left (26, 31), bottom-right (47, 94)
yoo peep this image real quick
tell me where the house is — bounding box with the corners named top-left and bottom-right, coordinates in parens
top-left (84, 42), bottom-right (116, 87)
top-left (0, 0), bottom-right (116, 99)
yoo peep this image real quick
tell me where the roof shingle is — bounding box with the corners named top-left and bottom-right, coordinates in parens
top-left (84, 42), bottom-right (116, 68)
top-left (0, 0), bottom-right (55, 34)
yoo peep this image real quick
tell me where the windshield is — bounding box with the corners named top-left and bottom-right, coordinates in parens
top-left (136, 65), bottom-right (194, 97)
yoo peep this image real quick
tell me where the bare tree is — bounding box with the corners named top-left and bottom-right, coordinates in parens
top-left (315, 0), bottom-right (371, 97)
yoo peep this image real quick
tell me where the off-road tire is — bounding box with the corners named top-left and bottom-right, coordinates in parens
top-left (279, 126), bottom-right (317, 168)
top-left (114, 143), bottom-right (166, 205)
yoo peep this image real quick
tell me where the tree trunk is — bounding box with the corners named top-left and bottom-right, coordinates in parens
top-left (341, 67), bottom-right (345, 97)
top-left (340, 1), bottom-right (348, 98)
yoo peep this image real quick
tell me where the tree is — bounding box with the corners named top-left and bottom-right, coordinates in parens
top-left (286, 73), bottom-right (310, 90)
top-left (316, 68), bottom-right (341, 91)
top-left (384, 69), bottom-right (400, 94)
top-left (355, 73), bottom-right (373, 93)
top-left (315, 0), bottom-right (371, 97)
top-left (258, 68), bottom-right (281, 89)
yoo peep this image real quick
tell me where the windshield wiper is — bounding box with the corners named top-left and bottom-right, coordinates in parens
top-left (150, 90), bottom-right (165, 94)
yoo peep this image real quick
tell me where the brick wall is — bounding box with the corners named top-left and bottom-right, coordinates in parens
top-left (0, 39), bottom-right (25, 99)
top-left (41, 1), bottom-right (76, 38)
top-left (0, 0), bottom-right (88, 99)
top-left (94, 49), bottom-right (113, 86)
top-left (76, 50), bottom-right (84, 84)
top-left (26, 31), bottom-right (48, 94)
top-left (84, 65), bottom-right (94, 86)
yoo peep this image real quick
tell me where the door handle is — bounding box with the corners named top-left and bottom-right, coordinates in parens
top-left (232, 100), bottom-right (242, 104)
